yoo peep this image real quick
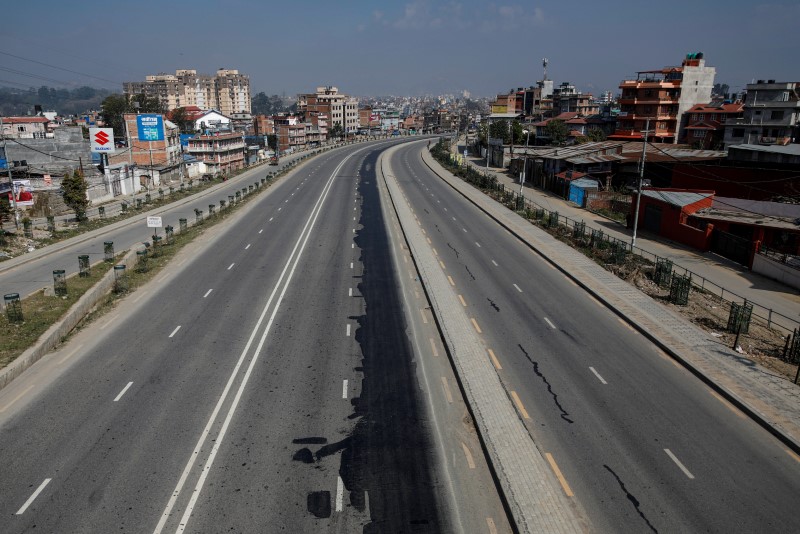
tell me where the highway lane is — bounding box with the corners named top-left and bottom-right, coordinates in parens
top-left (391, 141), bottom-right (800, 533)
top-left (0, 148), bottom-right (317, 299)
top-left (0, 141), bottom-right (508, 533)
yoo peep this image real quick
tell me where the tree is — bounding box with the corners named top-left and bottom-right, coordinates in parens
top-left (545, 119), bottom-right (568, 146)
top-left (489, 120), bottom-right (510, 144)
top-left (586, 127), bottom-right (606, 142)
top-left (0, 195), bottom-right (12, 229)
top-left (511, 120), bottom-right (525, 145)
top-left (62, 169), bottom-right (89, 221)
top-left (169, 107), bottom-right (194, 133)
top-left (329, 123), bottom-right (343, 139)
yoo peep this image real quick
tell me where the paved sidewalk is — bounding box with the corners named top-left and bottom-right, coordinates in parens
top-left (423, 146), bottom-right (800, 453)
top-left (453, 139), bottom-right (800, 334)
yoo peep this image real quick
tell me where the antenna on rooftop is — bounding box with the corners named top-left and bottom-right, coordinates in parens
top-left (542, 58), bottom-right (548, 81)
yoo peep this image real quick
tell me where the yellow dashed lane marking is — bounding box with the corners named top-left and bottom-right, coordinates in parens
top-left (458, 294), bottom-right (467, 307)
top-left (471, 318), bottom-right (482, 334)
top-left (488, 349), bottom-right (502, 370)
top-left (510, 391), bottom-right (530, 419)
top-left (546, 453), bottom-right (574, 497)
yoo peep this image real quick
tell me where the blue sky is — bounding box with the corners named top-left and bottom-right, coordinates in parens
top-left (1, 1), bottom-right (797, 98)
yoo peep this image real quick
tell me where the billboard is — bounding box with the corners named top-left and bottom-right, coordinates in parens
top-left (137, 114), bottom-right (164, 141)
top-left (12, 180), bottom-right (34, 206)
top-left (90, 127), bottom-right (115, 152)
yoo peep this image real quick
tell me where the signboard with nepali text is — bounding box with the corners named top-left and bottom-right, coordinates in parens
top-left (137, 114), bottom-right (164, 142)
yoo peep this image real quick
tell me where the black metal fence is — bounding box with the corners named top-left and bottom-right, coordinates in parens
top-left (437, 145), bottom-right (800, 336)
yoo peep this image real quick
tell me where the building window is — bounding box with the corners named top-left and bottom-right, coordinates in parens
top-left (697, 114), bottom-right (704, 121)
top-left (693, 130), bottom-right (705, 138)
top-left (771, 110), bottom-right (784, 121)
top-left (732, 128), bottom-right (744, 138)
top-left (780, 91), bottom-right (789, 102)
top-left (754, 110), bottom-right (761, 115)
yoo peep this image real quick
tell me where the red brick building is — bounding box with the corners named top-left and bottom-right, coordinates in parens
top-left (682, 102), bottom-right (743, 148)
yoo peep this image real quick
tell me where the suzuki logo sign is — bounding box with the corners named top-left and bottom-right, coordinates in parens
top-left (94, 130), bottom-right (110, 145)
top-left (89, 127), bottom-right (115, 153)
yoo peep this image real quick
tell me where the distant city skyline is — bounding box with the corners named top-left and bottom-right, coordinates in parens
top-left (1, 1), bottom-right (797, 100)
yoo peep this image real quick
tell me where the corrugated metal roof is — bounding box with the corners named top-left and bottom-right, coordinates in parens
top-left (571, 177), bottom-right (600, 189)
top-left (641, 189), bottom-right (713, 207)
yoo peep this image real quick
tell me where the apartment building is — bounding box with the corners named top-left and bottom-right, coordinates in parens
top-left (185, 132), bottom-right (246, 174)
top-left (124, 69), bottom-right (251, 116)
top-left (297, 86), bottom-right (358, 133)
top-left (611, 53), bottom-right (716, 143)
top-left (552, 82), bottom-right (599, 116)
top-left (722, 81), bottom-right (800, 147)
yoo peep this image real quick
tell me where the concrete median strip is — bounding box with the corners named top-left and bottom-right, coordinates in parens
top-left (379, 145), bottom-right (587, 533)
top-left (419, 145), bottom-right (800, 455)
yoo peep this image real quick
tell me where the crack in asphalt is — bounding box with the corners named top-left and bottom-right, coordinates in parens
top-left (518, 344), bottom-right (573, 423)
top-left (465, 265), bottom-right (476, 281)
top-left (447, 242), bottom-right (459, 258)
top-left (487, 298), bottom-right (500, 312)
top-left (604, 465), bottom-right (658, 533)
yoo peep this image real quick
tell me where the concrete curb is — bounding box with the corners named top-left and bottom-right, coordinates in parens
top-left (0, 148), bottom-right (328, 393)
top-left (0, 248), bottom-right (137, 391)
top-left (421, 145), bottom-right (800, 455)
top-left (0, 148), bottom-right (325, 277)
top-left (379, 146), bottom-right (588, 533)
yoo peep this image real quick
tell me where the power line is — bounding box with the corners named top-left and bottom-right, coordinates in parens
top-left (0, 50), bottom-right (121, 86)
top-left (0, 66), bottom-right (71, 86)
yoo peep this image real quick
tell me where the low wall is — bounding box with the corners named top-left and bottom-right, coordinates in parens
top-left (753, 253), bottom-right (800, 291)
top-left (0, 247), bottom-right (137, 391)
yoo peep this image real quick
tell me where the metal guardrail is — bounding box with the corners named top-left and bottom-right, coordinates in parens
top-left (450, 152), bottom-right (800, 335)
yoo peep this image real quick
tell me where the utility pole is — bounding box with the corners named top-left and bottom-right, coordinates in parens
top-left (631, 118), bottom-right (652, 249)
top-left (0, 117), bottom-right (20, 229)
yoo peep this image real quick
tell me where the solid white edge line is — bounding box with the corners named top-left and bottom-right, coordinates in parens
top-left (16, 478), bottom-right (51, 515)
top-left (165, 146), bottom-right (365, 534)
top-left (168, 325), bottom-right (181, 338)
top-left (335, 476), bottom-right (344, 512)
top-left (342, 379), bottom-right (348, 399)
top-left (589, 366), bottom-right (608, 385)
top-left (113, 381), bottom-right (133, 402)
top-left (544, 317), bottom-right (557, 329)
top-left (203, 289), bottom-right (213, 298)
top-left (664, 449), bottom-right (695, 479)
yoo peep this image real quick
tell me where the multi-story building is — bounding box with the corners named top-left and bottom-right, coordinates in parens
top-left (109, 113), bottom-right (181, 169)
top-left (0, 116), bottom-right (50, 139)
top-left (552, 82), bottom-right (599, 117)
top-left (123, 69), bottom-right (251, 115)
top-left (722, 81), bottom-right (800, 147)
top-left (682, 102), bottom-right (744, 149)
top-left (185, 132), bottom-right (246, 174)
top-left (297, 86), bottom-right (358, 134)
top-left (611, 53), bottom-right (716, 143)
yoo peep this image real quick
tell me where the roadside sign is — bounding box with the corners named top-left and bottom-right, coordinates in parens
top-left (90, 127), bottom-right (115, 153)
top-left (147, 216), bottom-right (163, 228)
top-left (137, 114), bottom-right (164, 141)
top-left (463, 150), bottom-right (468, 158)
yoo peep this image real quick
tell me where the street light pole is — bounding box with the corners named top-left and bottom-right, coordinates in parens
top-left (520, 129), bottom-right (530, 197)
top-left (485, 116), bottom-right (491, 173)
top-left (631, 118), bottom-right (652, 249)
